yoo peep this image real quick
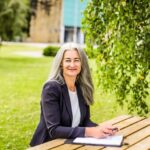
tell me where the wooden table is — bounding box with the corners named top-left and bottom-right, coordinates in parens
top-left (27, 115), bottom-right (150, 150)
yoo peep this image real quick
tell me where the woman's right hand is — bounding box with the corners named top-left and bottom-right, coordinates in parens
top-left (85, 124), bottom-right (118, 138)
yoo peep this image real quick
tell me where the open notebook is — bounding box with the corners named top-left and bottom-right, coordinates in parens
top-left (73, 135), bottom-right (123, 147)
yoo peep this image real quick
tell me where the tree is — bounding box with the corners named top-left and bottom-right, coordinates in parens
top-left (0, 0), bottom-right (29, 41)
top-left (82, 0), bottom-right (150, 116)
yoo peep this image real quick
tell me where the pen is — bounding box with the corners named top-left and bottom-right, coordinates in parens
top-left (112, 127), bottom-right (118, 131)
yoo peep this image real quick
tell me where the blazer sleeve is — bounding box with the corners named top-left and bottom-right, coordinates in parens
top-left (41, 81), bottom-right (85, 139)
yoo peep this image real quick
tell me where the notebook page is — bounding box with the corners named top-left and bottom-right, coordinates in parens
top-left (73, 135), bottom-right (123, 146)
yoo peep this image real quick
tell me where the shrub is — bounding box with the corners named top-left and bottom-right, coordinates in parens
top-left (43, 46), bottom-right (60, 56)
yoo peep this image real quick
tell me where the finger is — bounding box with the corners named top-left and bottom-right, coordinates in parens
top-left (100, 133), bottom-right (109, 138)
top-left (107, 126), bottom-right (119, 133)
top-left (112, 127), bottom-right (119, 131)
top-left (103, 128), bottom-right (114, 135)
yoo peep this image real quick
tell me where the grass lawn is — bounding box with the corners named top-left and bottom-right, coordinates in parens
top-left (0, 43), bottom-right (149, 150)
top-left (0, 44), bottom-right (51, 150)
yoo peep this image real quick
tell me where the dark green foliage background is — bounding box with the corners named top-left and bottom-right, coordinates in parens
top-left (0, 0), bottom-right (29, 41)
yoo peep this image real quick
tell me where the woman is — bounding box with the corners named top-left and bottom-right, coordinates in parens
top-left (30, 42), bottom-right (118, 147)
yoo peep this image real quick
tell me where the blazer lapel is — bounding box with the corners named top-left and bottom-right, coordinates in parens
top-left (61, 84), bottom-right (73, 122)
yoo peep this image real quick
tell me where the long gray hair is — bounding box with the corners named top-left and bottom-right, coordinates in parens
top-left (48, 42), bottom-right (94, 105)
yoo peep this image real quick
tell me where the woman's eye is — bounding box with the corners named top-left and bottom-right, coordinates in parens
top-left (75, 59), bottom-right (80, 62)
top-left (64, 59), bottom-right (80, 63)
top-left (65, 59), bottom-right (71, 62)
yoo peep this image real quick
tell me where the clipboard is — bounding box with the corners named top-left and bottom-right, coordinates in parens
top-left (73, 135), bottom-right (123, 147)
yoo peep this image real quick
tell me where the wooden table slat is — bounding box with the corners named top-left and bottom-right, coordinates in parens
top-left (114, 116), bottom-right (144, 130)
top-left (118, 118), bottom-right (150, 137)
top-left (127, 136), bottom-right (150, 150)
top-left (27, 139), bottom-right (65, 150)
top-left (122, 126), bottom-right (150, 150)
top-left (99, 115), bottom-right (132, 126)
top-left (103, 125), bottom-right (150, 150)
top-left (49, 143), bottom-right (83, 150)
top-left (76, 144), bottom-right (104, 150)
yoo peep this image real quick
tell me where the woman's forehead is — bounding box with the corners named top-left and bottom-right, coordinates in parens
top-left (63, 49), bottom-right (80, 58)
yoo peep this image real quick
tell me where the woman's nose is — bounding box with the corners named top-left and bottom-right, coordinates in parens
top-left (70, 61), bottom-right (75, 67)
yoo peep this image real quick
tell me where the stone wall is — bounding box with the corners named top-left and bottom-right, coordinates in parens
top-left (29, 0), bottom-right (62, 43)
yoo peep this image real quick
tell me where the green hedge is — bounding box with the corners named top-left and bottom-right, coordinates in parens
top-left (43, 46), bottom-right (60, 56)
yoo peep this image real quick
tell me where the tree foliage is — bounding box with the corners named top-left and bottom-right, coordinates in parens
top-left (0, 0), bottom-right (29, 41)
top-left (82, 0), bottom-right (150, 116)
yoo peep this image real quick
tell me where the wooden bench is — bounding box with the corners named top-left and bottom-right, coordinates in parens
top-left (27, 115), bottom-right (150, 150)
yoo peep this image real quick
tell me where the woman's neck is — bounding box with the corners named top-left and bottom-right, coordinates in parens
top-left (64, 76), bottom-right (76, 91)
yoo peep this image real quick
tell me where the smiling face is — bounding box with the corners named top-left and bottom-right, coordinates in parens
top-left (62, 49), bottom-right (81, 79)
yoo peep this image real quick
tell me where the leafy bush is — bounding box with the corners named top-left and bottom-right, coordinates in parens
top-left (83, 0), bottom-right (150, 116)
top-left (43, 46), bottom-right (60, 56)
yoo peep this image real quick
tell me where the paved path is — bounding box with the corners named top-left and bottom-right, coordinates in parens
top-left (2, 41), bottom-right (61, 57)
top-left (2, 41), bottom-right (61, 48)
top-left (2, 41), bottom-right (85, 57)
top-left (14, 51), bottom-right (43, 58)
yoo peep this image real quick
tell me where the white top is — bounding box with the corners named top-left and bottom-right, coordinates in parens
top-left (68, 90), bottom-right (81, 127)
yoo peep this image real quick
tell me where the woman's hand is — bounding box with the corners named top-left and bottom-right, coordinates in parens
top-left (85, 124), bottom-right (118, 138)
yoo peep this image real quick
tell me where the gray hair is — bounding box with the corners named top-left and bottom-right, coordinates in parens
top-left (48, 42), bottom-right (94, 105)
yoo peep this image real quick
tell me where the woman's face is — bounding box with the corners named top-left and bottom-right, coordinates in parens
top-left (62, 49), bottom-right (81, 79)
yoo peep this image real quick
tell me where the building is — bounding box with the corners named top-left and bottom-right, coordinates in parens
top-left (29, 0), bottom-right (88, 44)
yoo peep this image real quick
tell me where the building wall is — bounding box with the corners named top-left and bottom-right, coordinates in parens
top-left (62, 0), bottom-right (88, 43)
top-left (63, 0), bottom-right (88, 27)
top-left (29, 0), bottom-right (62, 43)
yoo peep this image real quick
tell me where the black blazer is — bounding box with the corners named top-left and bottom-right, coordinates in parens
top-left (30, 81), bottom-right (97, 147)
